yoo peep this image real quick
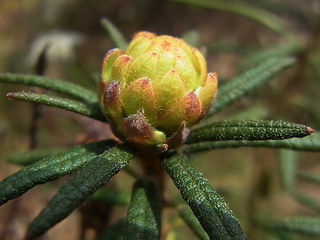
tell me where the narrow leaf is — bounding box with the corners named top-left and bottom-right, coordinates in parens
top-left (91, 188), bottom-right (130, 205)
top-left (0, 140), bottom-right (115, 206)
top-left (292, 191), bottom-right (320, 213)
top-left (6, 92), bottom-right (105, 122)
top-left (277, 149), bottom-right (298, 192)
top-left (185, 132), bottom-right (320, 153)
top-left (6, 148), bottom-right (66, 166)
top-left (101, 18), bottom-right (128, 49)
top-left (96, 219), bottom-right (124, 240)
top-left (240, 41), bottom-right (303, 69)
top-left (162, 152), bottom-right (247, 240)
top-left (0, 73), bottom-right (97, 104)
top-left (187, 120), bottom-right (313, 144)
top-left (178, 205), bottom-right (210, 240)
top-left (123, 179), bottom-right (161, 240)
top-left (297, 171), bottom-right (320, 185)
top-left (25, 144), bottom-right (135, 239)
top-left (272, 217), bottom-right (320, 235)
top-left (205, 57), bottom-right (296, 118)
top-left (169, 0), bottom-right (297, 39)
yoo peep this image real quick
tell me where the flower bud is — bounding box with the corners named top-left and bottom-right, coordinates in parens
top-left (99, 32), bottom-right (217, 150)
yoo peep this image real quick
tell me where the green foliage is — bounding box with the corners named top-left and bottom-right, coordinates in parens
top-left (205, 57), bottom-right (296, 117)
top-left (271, 217), bottom-right (320, 235)
top-left (187, 120), bottom-right (312, 143)
top-left (185, 132), bottom-right (320, 153)
top-left (6, 92), bottom-right (105, 122)
top-left (0, 140), bottom-right (115, 205)
top-left (162, 151), bottom-right (247, 240)
top-left (277, 149), bottom-right (297, 192)
top-left (178, 205), bottom-right (210, 240)
top-left (26, 144), bottom-right (135, 238)
top-left (101, 18), bottom-right (128, 49)
top-left (0, 73), bottom-right (97, 104)
top-left (169, 0), bottom-right (297, 39)
top-left (6, 147), bottom-right (66, 166)
top-left (1, 3), bottom-right (319, 239)
top-left (123, 179), bottom-right (161, 240)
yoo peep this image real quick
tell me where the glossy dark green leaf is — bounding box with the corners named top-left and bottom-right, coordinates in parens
top-left (185, 132), bottom-right (320, 153)
top-left (169, 0), bottom-right (296, 39)
top-left (292, 191), bottom-right (320, 212)
top-left (162, 152), bottom-right (247, 240)
top-left (0, 73), bottom-right (97, 104)
top-left (272, 217), bottom-right (320, 235)
top-left (205, 57), bottom-right (296, 117)
top-left (178, 205), bottom-right (210, 240)
top-left (187, 120), bottom-right (313, 144)
top-left (26, 144), bottom-right (135, 239)
top-left (123, 179), bottom-right (161, 240)
top-left (6, 147), bottom-right (66, 166)
top-left (0, 140), bottom-right (115, 206)
top-left (101, 18), bottom-right (128, 49)
top-left (6, 92), bottom-right (105, 122)
top-left (96, 219), bottom-right (124, 240)
top-left (277, 149), bottom-right (297, 192)
top-left (297, 171), bottom-right (320, 185)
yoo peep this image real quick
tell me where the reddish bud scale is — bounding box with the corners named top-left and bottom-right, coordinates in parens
top-left (99, 31), bottom-right (218, 150)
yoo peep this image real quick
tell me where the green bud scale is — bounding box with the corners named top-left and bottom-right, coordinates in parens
top-left (99, 32), bottom-right (218, 150)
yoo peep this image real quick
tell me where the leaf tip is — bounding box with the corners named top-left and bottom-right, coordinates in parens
top-left (307, 126), bottom-right (314, 134)
top-left (6, 92), bottom-right (14, 100)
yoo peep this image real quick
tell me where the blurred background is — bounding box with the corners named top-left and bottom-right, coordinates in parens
top-left (0, 0), bottom-right (320, 239)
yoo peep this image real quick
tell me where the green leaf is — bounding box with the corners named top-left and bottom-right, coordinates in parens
top-left (6, 92), bottom-right (106, 122)
top-left (187, 120), bottom-right (313, 144)
top-left (26, 144), bottom-right (135, 239)
top-left (101, 18), bottom-right (128, 49)
top-left (207, 42), bottom-right (257, 55)
top-left (239, 41), bottom-right (303, 69)
top-left (6, 147), bottom-right (66, 166)
top-left (178, 205), bottom-right (210, 240)
top-left (0, 73), bottom-right (97, 104)
top-left (123, 179), bottom-right (161, 240)
top-left (182, 30), bottom-right (200, 47)
top-left (297, 171), bottom-right (320, 185)
top-left (277, 149), bottom-right (298, 192)
top-left (0, 140), bottom-right (115, 206)
top-left (162, 152), bottom-right (247, 240)
top-left (185, 132), bottom-right (320, 153)
top-left (91, 188), bottom-right (130, 205)
top-left (272, 217), bottom-right (320, 235)
top-left (96, 219), bottom-right (124, 240)
top-left (205, 57), bottom-right (296, 118)
top-left (169, 0), bottom-right (297, 39)
top-left (291, 191), bottom-right (320, 213)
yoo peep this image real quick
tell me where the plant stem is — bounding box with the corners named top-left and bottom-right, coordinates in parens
top-left (138, 151), bottom-right (165, 195)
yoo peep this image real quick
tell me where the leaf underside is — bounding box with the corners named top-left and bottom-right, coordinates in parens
top-left (186, 132), bottom-right (320, 153)
top-left (25, 144), bottom-right (135, 239)
top-left (162, 151), bottom-right (247, 240)
top-left (123, 179), bottom-right (161, 240)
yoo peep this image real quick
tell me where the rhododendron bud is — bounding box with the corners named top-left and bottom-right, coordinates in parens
top-left (99, 32), bottom-right (217, 150)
